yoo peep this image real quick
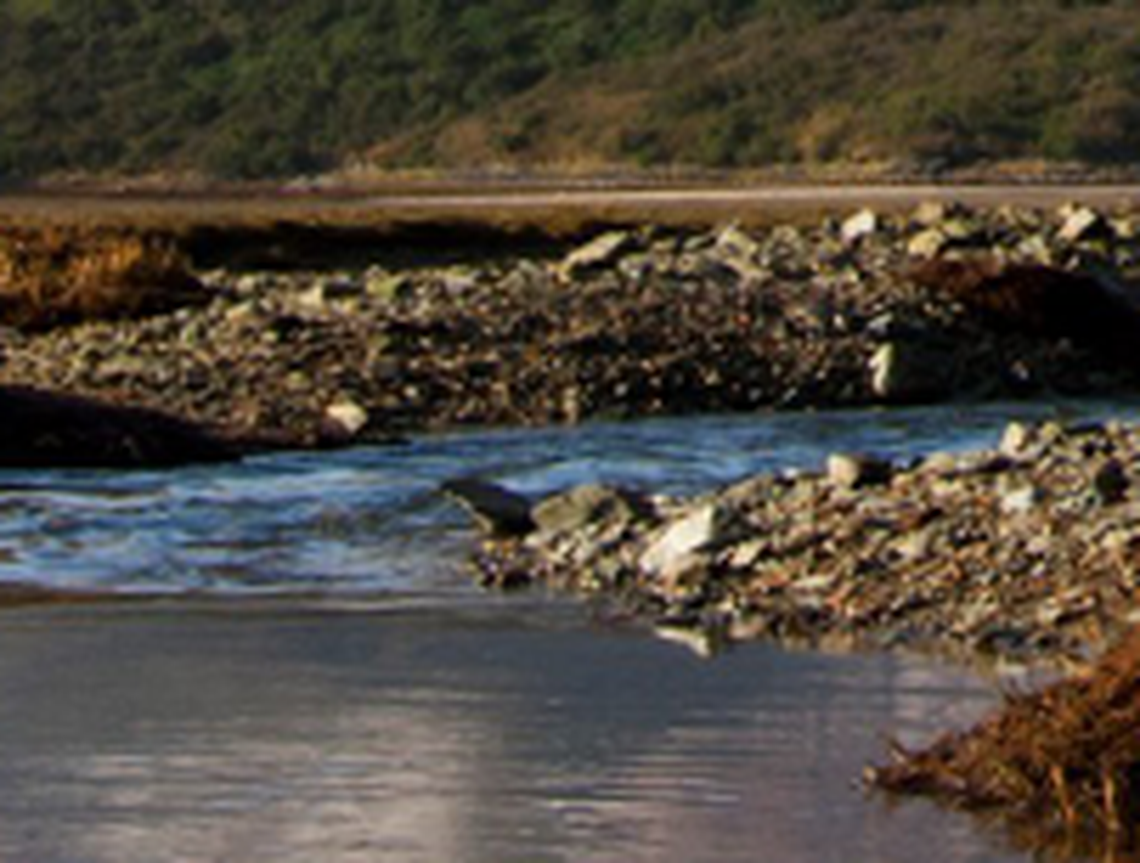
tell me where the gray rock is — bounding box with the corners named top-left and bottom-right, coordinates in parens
top-left (641, 503), bottom-right (735, 576)
top-left (560, 232), bottom-right (635, 279)
top-left (827, 453), bottom-right (893, 490)
top-left (442, 479), bottom-right (536, 537)
top-left (531, 484), bottom-right (648, 538)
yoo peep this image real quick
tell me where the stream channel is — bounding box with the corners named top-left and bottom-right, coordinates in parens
top-left (0, 402), bottom-right (1133, 862)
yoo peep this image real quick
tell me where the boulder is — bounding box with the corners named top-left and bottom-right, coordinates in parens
top-left (559, 232), bottom-right (635, 280)
top-left (531, 484), bottom-right (650, 538)
top-left (910, 258), bottom-right (1140, 374)
top-left (441, 478), bottom-right (535, 538)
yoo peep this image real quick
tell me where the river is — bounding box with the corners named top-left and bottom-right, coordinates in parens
top-left (0, 402), bottom-right (1130, 862)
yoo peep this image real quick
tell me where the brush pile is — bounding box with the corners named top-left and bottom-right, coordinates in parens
top-left (0, 227), bottom-right (204, 329)
top-left (869, 628), bottom-right (1140, 855)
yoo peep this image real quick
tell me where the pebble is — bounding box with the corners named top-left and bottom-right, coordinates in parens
top-left (324, 400), bottom-right (370, 437)
top-left (841, 209), bottom-right (880, 244)
top-left (827, 453), bottom-right (893, 490)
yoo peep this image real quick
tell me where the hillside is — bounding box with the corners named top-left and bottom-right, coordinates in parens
top-left (2, 0), bottom-right (1140, 179)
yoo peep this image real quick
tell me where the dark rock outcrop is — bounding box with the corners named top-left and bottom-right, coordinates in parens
top-left (442, 478), bottom-right (535, 537)
top-left (0, 386), bottom-right (240, 468)
top-left (911, 258), bottom-right (1140, 374)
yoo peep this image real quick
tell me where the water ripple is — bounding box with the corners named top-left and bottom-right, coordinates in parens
top-left (0, 400), bottom-right (1134, 595)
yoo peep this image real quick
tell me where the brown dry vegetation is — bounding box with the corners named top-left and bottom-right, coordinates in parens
top-left (0, 227), bottom-right (205, 329)
top-left (870, 629), bottom-right (1140, 857)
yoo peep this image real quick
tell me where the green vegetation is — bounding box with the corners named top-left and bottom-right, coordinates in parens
top-left (2, 0), bottom-right (1140, 178)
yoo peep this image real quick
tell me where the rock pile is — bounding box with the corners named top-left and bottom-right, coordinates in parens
top-left (1, 203), bottom-right (1140, 447)
top-left (464, 418), bottom-right (1140, 664)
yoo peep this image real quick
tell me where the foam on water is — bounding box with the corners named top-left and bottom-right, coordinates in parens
top-left (0, 400), bottom-right (1135, 597)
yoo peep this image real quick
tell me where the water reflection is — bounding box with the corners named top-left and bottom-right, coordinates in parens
top-left (0, 606), bottom-right (1013, 863)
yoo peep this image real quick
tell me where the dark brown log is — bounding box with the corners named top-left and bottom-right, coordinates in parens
top-left (0, 386), bottom-right (240, 468)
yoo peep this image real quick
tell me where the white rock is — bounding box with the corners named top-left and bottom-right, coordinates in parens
top-left (1001, 486), bottom-right (1042, 515)
top-left (869, 342), bottom-right (942, 402)
top-left (841, 209), bottom-right (879, 244)
top-left (560, 231), bottom-right (634, 279)
top-left (827, 453), bottom-right (892, 490)
top-left (325, 400), bottom-right (370, 437)
top-left (907, 228), bottom-right (948, 259)
top-left (912, 201), bottom-right (950, 226)
top-left (999, 421), bottom-right (1034, 457)
top-left (641, 504), bottom-right (719, 575)
top-left (296, 283), bottom-right (328, 311)
top-left (715, 224), bottom-right (761, 260)
top-left (1057, 205), bottom-right (1108, 244)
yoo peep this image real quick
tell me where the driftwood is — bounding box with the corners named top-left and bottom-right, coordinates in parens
top-left (0, 386), bottom-right (240, 468)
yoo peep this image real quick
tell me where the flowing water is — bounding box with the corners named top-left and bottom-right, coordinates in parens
top-left (0, 402), bottom-right (1132, 862)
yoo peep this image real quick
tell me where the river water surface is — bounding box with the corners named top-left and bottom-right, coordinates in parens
top-left (0, 403), bottom-right (1130, 862)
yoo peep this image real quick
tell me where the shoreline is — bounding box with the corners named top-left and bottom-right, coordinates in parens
top-left (460, 417), bottom-right (1140, 668)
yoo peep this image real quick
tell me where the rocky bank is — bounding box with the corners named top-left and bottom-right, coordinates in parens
top-left (459, 417), bottom-right (1140, 666)
top-left (4, 201), bottom-right (1140, 452)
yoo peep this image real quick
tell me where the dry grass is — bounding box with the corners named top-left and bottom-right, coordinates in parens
top-left (870, 628), bottom-right (1140, 856)
top-left (0, 227), bottom-right (204, 329)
